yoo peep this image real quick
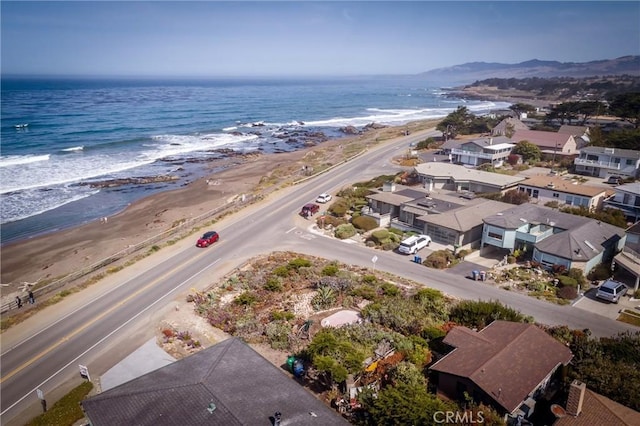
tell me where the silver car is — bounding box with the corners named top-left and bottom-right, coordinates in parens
top-left (595, 279), bottom-right (628, 303)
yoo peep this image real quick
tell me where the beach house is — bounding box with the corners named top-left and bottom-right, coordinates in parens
top-left (517, 175), bottom-right (611, 211)
top-left (510, 129), bottom-right (578, 158)
top-left (573, 146), bottom-right (640, 179)
top-left (449, 136), bottom-right (515, 168)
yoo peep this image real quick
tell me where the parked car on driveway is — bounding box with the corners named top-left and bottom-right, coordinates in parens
top-left (595, 279), bottom-right (628, 303)
top-left (398, 234), bottom-right (432, 255)
top-left (196, 231), bottom-right (220, 247)
top-left (316, 193), bottom-right (332, 203)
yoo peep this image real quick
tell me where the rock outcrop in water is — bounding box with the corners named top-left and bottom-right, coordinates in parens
top-left (81, 175), bottom-right (180, 189)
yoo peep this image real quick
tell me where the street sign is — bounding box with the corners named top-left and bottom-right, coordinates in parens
top-left (371, 255), bottom-right (378, 264)
top-left (36, 389), bottom-right (44, 400)
top-left (79, 364), bottom-right (91, 381)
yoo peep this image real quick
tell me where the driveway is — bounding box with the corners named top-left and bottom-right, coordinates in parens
top-left (573, 287), bottom-right (640, 321)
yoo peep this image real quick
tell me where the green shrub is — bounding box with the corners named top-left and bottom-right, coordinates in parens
top-left (265, 321), bottom-right (292, 350)
top-left (381, 241), bottom-right (398, 251)
top-left (288, 257), bottom-right (312, 270)
top-left (320, 215), bottom-right (346, 228)
top-left (234, 291), bottom-right (258, 306)
top-left (270, 310), bottom-right (295, 321)
top-left (264, 276), bottom-right (283, 292)
top-left (352, 215), bottom-right (378, 231)
top-left (557, 275), bottom-right (578, 288)
top-left (322, 264), bottom-right (340, 276)
top-left (422, 326), bottom-right (446, 341)
top-left (424, 250), bottom-right (456, 269)
top-left (526, 281), bottom-right (546, 292)
top-left (388, 228), bottom-right (404, 236)
top-left (449, 300), bottom-right (532, 329)
top-left (566, 268), bottom-right (587, 286)
top-left (588, 263), bottom-right (612, 281)
top-left (380, 282), bottom-right (400, 297)
top-left (507, 255), bottom-right (517, 264)
top-left (329, 200), bottom-right (350, 217)
top-left (456, 249), bottom-right (470, 259)
top-left (557, 286), bottom-right (578, 300)
top-left (350, 285), bottom-right (378, 300)
top-left (362, 274), bottom-right (377, 284)
top-left (335, 224), bottom-right (357, 239)
top-left (370, 229), bottom-right (390, 244)
top-left (272, 265), bottom-right (290, 277)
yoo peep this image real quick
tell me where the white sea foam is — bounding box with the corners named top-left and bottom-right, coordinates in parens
top-left (1, 185), bottom-right (99, 224)
top-left (0, 154), bottom-right (50, 167)
top-left (61, 146), bottom-right (84, 152)
top-left (222, 126), bottom-right (238, 131)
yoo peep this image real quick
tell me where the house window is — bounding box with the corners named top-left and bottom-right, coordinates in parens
top-left (566, 196), bottom-right (573, 205)
top-left (635, 196), bottom-right (640, 207)
top-left (623, 194), bottom-right (631, 204)
top-left (532, 189), bottom-right (539, 198)
top-left (488, 231), bottom-right (503, 241)
top-left (626, 159), bottom-right (634, 166)
top-left (552, 193), bottom-right (559, 198)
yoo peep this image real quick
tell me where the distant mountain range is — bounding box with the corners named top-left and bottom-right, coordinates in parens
top-left (417, 56), bottom-right (640, 85)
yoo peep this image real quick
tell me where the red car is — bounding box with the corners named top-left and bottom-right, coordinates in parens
top-left (196, 231), bottom-right (219, 247)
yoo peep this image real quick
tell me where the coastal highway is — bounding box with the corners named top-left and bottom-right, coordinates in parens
top-left (0, 129), bottom-right (635, 425)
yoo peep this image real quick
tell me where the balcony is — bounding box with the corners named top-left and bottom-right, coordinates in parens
top-left (451, 149), bottom-right (497, 160)
top-left (574, 158), bottom-right (621, 170)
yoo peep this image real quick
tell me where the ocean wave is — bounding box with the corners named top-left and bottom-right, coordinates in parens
top-left (61, 146), bottom-right (84, 152)
top-left (222, 126), bottom-right (238, 132)
top-left (1, 185), bottom-right (99, 224)
top-left (0, 154), bottom-right (50, 167)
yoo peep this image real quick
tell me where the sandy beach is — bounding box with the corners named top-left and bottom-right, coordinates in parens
top-left (0, 120), bottom-right (440, 310)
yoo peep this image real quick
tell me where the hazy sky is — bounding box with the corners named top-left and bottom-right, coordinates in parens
top-left (2, 1), bottom-right (639, 77)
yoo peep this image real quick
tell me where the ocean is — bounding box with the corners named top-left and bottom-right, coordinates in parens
top-left (0, 77), bottom-right (510, 244)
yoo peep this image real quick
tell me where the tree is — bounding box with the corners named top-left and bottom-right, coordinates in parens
top-left (509, 102), bottom-right (536, 117)
top-left (608, 92), bottom-right (640, 128)
top-left (512, 140), bottom-right (541, 162)
top-left (436, 106), bottom-right (474, 139)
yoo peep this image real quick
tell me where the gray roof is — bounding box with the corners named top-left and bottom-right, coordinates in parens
top-left (82, 338), bottom-right (347, 426)
top-left (483, 204), bottom-right (625, 261)
top-left (535, 220), bottom-right (624, 261)
top-left (579, 146), bottom-right (640, 160)
top-left (419, 199), bottom-right (512, 232)
top-left (483, 204), bottom-right (590, 230)
top-left (413, 163), bottom-right (525, 189)
top-left (615, 182), bottom-right (640, 196)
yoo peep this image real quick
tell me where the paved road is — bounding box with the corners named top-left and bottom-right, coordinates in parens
top-left (0, 129), bottom-right (635, 425)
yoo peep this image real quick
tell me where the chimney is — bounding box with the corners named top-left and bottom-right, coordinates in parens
top-left (489, 138), bottom-right (493, 145)
top-left (566, 380), bottom-right (586, 416)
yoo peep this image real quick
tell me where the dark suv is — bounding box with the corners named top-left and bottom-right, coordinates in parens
top-left (595, 279), bottom-right (627, 303)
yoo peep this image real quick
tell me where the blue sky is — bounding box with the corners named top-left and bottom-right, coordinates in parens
top-left (1, 1), bottom-right (639, 77)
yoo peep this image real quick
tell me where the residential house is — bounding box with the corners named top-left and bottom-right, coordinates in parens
top-left (517, 175), bottom-right (612, 211)
top-left (364, 183), bottom-right (512, 248)
top-left (558, 125), bottom-right (590, 147)
top-left (492, 117), bottom-right (529, 137)
top-left (611, 221), bottom-right (640, 293)
top-left (82, 338), bottom-right (348, 425)
top-left (603, 182), bottom-right (640, 222)
top-left (450, 136), bottom-right (515, 168)
top-left (552, 380), bottom-right (640, 426)
top-left (413, 162), bottom-right (525, 194)
top-left (511, 129), bottom-right (578, 157)
top-left (574, 147), bottom-right (640, 179)
top-left (429, 321), bottom-right (573, 421)
top-left (481, 204), bottom-right (626, 274)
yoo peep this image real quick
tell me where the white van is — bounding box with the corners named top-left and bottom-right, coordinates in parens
top-left (398, 234), bottom-right (432, 254)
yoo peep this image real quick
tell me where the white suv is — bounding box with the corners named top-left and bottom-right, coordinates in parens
top-left (316, 193), bottom-right (332, 203)
top-left (398, 234), bottom-right (432, 254)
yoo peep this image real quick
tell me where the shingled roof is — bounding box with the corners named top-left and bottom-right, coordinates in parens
top-left (554, 388), bottom-right (640, 426)
top-left (82, 338), bottom-right (348, 425)
top-left (429, 321), bottom-right (573, 414)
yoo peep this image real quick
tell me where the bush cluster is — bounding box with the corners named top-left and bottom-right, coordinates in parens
top-left (335, 224), bottom-right (356, 239)
top-left (423, 250), bottom-right (456, 269)
top-left (352, 215), bottom-right (378, 231)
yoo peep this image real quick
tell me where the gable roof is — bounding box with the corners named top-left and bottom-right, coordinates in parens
top-left (430, 321), bottom-right (573, 414)
top-left (414, 163), bottom-right (525, 189)
top-left (492, 117), bottom-right (529, 135)
top-left (418, 199), bottom-right (512, 232)
top-left (511, 129), bottom-right (573, 149)
top-left (483, 203), bottom-right (590, 230)
top-left (558, 125), bottom-right (589, 136)
top-left (82, 338), bottom-right (347, 426)
top-left (578, 146), bottom-right (640, 160)
top-left (554, 388), bottom-right (640, 426)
